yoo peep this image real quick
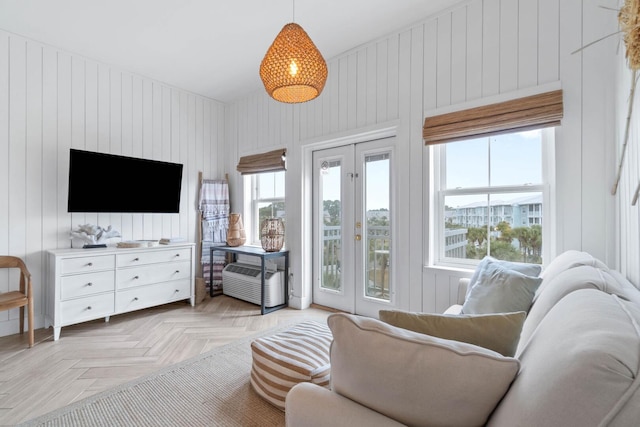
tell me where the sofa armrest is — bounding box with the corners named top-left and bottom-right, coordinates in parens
top-left (458, 277), bottom-right (470, 304)
top-left (286, 383), bottom-right (405, 427)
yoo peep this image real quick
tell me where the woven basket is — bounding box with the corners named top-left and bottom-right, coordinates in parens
top-left (195, 277), bottom-right (207, 304)
top-left (227, 213), bottom-right (246, 247)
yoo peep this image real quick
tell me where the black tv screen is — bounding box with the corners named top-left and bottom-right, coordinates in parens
top-left (68, 149), bottom-right (183, 213)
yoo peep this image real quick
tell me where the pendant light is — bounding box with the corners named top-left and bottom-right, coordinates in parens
top-left (259, 1), bottom-right (328, 103)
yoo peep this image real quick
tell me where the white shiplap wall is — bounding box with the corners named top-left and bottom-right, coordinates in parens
top-left (227, 0), bottom-right (619, 313)
top-left (0, 30), bottom-right (226, 337)
top-left (616, 19), bottom-right (640, 286)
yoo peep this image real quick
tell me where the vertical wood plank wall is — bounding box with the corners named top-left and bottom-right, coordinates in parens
top-left (227, 0), bottom-right (619, 313)
top-left (0, 0), bottom-right (628, 337)
top-left (0, 31), bottom-right (226, 336)
top-left (617, 21), bottom-right (640, 285)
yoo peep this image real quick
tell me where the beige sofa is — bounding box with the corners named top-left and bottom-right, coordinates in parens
top-left (286, 251), bottom-right (640, 426)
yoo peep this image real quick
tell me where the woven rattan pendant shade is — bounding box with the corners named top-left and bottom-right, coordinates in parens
top-left (260, 23), bottom-right (328, 103)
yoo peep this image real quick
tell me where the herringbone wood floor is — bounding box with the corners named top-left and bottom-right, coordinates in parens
top-left (0, 295), bottom-right (331, 426)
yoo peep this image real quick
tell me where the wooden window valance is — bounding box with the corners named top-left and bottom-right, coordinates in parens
top-left (236, 148), bottom-right (287, 175)
top-left (423, 90), bottom-right (563, 145)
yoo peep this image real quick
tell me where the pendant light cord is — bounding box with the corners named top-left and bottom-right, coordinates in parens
top-left (292, 0), bottom-right (295, 22)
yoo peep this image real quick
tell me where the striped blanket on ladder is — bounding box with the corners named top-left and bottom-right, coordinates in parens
top-left (200, 179), bottom-right (229, 294)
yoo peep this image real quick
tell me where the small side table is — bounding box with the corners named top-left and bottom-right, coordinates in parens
top-left (209, 245), bottom-right (289, 315)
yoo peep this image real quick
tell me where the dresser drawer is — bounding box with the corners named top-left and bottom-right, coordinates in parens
top-left (116, 261), bottom-right (191, 290)
top-left (60, 293), bottom-right (115, 326)
top-left (61, 271), bottom-right (115, 300)
top-left (116, 248), bottom-right (191, 268)
top-left (116, 279), bottom-right (191, 312)
top-left (61, 255), bottom-right (115, 275)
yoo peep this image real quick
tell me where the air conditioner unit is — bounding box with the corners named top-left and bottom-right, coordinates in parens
top-left (222, 260), bottom-right (285, 307)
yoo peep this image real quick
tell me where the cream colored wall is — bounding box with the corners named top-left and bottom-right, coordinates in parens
top-left (0, 30), bottom-right (226, 337)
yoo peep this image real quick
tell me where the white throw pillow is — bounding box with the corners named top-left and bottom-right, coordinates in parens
top-left (462, 261), bottom-right (542, 314)
top-left (328, 313), bottom-right (520, 427)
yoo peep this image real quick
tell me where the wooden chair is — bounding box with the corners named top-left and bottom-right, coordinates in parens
top-left (0, 256), bottom-right (34, 347)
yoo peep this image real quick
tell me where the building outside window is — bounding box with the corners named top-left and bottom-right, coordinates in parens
top-left (433, 128), bottom-right (554, 267)
top-left (246, 171), bottom-right (285, 245)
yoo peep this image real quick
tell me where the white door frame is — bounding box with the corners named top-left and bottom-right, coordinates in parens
top-left (295, 123), bottom-right (398, 311)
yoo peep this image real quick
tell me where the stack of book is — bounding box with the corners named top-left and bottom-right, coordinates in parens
top-left (159, 237), bottom-right (186, 245)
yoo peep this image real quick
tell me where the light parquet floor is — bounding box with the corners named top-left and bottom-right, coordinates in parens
top-left (0, 295), bottom-right (331, 426)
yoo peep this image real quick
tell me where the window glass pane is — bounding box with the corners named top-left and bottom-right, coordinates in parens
top-left (444, 194), bottom-right (488, 261)
top-left (252, 171), bottom-right (286, 244)
top-left (257, 172), bottom-right (285, 199)
top-left (443, 192), bottom-right (542, 263)
top-left (446, 138), bottom-right (488, 189)
top-left (490, 130), bottom-right (542, 186)
top-left (489, 192), bottom-right (543, 264)
top-left (273, 171), bottom-right (285, 197)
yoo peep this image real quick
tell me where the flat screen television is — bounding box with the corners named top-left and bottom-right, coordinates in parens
top-left (68, 149), bottom-right (183, 213)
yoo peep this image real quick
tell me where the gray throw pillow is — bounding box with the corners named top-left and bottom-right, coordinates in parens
top-left (467, 256), bottom-right (542, 300)
top-left (462, 261), bottom-right (543, 314)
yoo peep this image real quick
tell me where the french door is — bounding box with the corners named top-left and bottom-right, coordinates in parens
top-left (312, 138), bottom-right (395, 317)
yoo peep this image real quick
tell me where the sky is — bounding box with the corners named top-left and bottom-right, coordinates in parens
top-left (321, 155), bottom-right (390, 211)
top-left (319, 129), bottom-right (542, 211)
top-left (444, 129), bottom-right (543, 207)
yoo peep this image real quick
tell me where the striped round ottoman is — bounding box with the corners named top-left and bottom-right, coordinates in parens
top-left (250, 320), bottom-right (332, 410)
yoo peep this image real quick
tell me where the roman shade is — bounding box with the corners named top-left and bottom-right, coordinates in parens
top-left (423, 90), bottom-right (563, 145)
top-left (236, 148), bottom-right (287, 175)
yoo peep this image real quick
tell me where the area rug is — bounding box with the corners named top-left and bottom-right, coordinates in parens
top-left (18, 326), bottom-right (295, 427)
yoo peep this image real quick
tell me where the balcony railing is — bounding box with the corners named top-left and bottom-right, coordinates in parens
top-left (321, 224), bottom-right (390, 300)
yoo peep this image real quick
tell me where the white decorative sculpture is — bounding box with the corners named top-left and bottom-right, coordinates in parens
top-left (70, 224), bottom-right (121, 246)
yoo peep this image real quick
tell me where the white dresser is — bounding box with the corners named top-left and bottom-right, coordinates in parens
top-left (45, 243), bottom-right (195, 340)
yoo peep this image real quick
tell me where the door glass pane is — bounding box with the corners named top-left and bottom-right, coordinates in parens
top-left (320, 160), bottom-right (342, 291)
top-left (364, 153), bottom-right (390, 301)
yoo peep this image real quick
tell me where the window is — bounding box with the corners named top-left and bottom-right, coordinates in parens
top-left (245, 171), bottom-right (285, 245)
top-left (432, 128), bottom-right (554, 267)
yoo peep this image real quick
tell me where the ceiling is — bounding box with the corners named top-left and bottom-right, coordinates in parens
top-left (0, 0), bottom-right (461, 103)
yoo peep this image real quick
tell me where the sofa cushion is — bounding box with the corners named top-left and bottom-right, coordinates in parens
top-left (328, 313), bottom-right (520, 427)
top-left (606, 269), bottom-right (640, 304)
top-left (488, 289), bottom-right (640, 426)
top-left (466, 256), bottom-right (542, 300)
top-left (534, 250), bottom-right (608, 301)
top-left (379, 310), bottom-right (526, 357)
top-left (462, 261), bottom-right (542, 314)
top-left (517, 266), bottom-right (629, 354)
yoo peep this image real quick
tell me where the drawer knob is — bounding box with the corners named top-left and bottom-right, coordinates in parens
top-left (133, 297), bottom-right (139, 301)
top-left (133, 257), bottom-right (140, 262)
top-left (87, 282), bottom-right (93, 287)
top-left (133, 276), bottom-right (139, 280)
top-left (87, 262), bottom-right (93, 267)
top-left (175, 289), bottom-right (179, 293)
top-left (175, 270), bottom-right (180, 274)
top-left (87, 306), bottom-right (92, 310)
top-left (175, 253), bottom-right (180, 257)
